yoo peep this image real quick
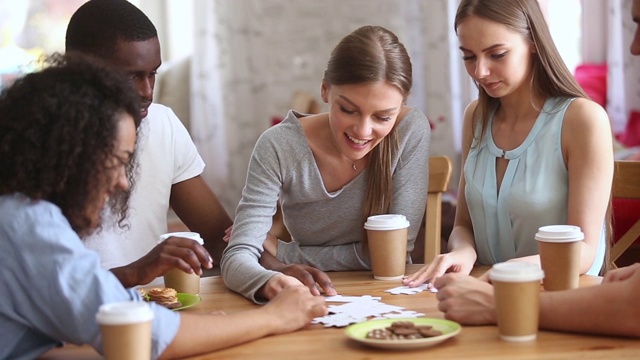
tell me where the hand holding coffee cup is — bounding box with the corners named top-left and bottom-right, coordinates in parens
top-left (535, 225), bottom-right (583, 291)
top-left (489, 262), bottom-right (544, 342)
top-left (159, 231), bottom-right (204, 294)
top-left (364, 214), bottom-right (410, 280)
top-left (96, 301), bottom-right (154, 360)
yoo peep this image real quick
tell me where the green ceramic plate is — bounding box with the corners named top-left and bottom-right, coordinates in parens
top-left (172, 293), bottom-right (201, 311)
top-left (345, 318), bottom-right (461, 350)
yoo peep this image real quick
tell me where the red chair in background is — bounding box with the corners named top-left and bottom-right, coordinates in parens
top-left (611, 160), bottom-right (640, 269)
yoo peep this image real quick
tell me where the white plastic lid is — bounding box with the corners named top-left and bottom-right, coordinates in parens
top-left (535, 225), bottom-right (584, 243)
top-left (96, 301), bottom-right (154, 325)
top-left (489, 262), bottom-right (545, 283)
top-left (158, 231), bottom-right (204, 245)
top-left (363, 214), bottom-right (410, 231)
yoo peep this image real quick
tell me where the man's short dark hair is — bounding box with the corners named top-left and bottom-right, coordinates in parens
top-left (65, 0), bottom-right (158, 57)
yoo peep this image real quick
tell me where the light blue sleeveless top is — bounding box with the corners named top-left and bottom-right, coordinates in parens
top-left (464, 97), bottom-right (604, 275)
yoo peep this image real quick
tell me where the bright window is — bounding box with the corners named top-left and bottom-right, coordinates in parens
top-left (540, 0), bottom-right (583, 73)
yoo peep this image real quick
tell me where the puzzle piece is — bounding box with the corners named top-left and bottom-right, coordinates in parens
top-left (312, 313), bottom-right (368, 327)
top-left (324, 295), bottom-right (382, 302)
top-left (312, 294), bottom-right (425, 327)
top-left (384, 283), bottom-right (438, 295)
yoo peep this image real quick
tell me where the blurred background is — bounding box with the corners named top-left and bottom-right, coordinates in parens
top-left (1, 0), bottom-right (639, 218)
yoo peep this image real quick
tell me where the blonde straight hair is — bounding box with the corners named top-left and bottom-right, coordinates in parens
top-left (323, 25), bottom-right (412, 242)
top-left (454, 0), bottom-right (588, 145)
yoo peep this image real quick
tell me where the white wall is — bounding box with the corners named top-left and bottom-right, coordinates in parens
top-left (192, 0), bottom-right (463, 213)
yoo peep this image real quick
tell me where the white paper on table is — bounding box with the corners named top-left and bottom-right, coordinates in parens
top-left (384, 283), bottom-right (437, 295)
top-left (313, 294), bottom-right (425, 327)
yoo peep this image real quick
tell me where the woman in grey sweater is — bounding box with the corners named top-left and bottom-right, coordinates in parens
top-left (221, 25), bottom-right (431, 303)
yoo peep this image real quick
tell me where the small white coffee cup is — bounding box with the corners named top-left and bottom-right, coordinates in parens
top-left (364, 214), bottom-right (410, 280)
top-left (490, 262), bottom-right (544, 342)
top-left (159, 231), bottom-right (204, 294)
top-left (535, 225), bottom-right (583, 291)
top-left (96, 301), bottom-right (154, 360)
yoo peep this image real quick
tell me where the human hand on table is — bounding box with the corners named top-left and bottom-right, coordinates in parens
top-left (259, 273), bottom-right (306, 300)
top-left (111, 235), bottom-right (213, 288)
top-left (259, 251), bottom-right (337, 297)
top-left (277, 263), bottom-right (337, 296)
top-left (434, 273), bottom-right (496, 325)
top-left (263, 285), bottom-right (328, 334)
top-left (402, 249), bottom-right (475, 287)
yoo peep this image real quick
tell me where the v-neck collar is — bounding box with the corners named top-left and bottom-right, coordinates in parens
top-left (486, 98), bottom-right (552, 160)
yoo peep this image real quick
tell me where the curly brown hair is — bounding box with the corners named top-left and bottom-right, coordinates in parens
top-left (0, 53), bottom-right (141, 237)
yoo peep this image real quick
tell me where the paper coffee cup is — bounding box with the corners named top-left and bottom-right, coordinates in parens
top-left (489, 262), bottom-right (544, 342)
top-left (535, 225), bottom-right (583, 291)
top-left (364, 214), bottom-right (410, 280)
top-left (96, 301), bottom-right (154, 360)
top-left (159, 232), bottom-right (203, 294)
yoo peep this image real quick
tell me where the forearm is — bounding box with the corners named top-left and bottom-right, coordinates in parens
top-left (539, 281), bottom-right (640, 337)
top-left (222, 245), bottom-right (280, 302)
top-left (577, 239), bottom-right (600, 274)
top-left (278, 241), bottom-right (367, 271)
top-left (447, 226), bottom-right (477, 262)
top-left (110, 265), bottom-right (139, 288)
top-left (189, 200), bottom-right (233, 263)
top-left (170, 186), bottom-right (233, 265)
top-left (159, 310), bottom-right (276, 360)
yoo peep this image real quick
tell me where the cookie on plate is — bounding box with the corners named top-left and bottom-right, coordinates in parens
top-left (147, 287), bottom-right (182, 309)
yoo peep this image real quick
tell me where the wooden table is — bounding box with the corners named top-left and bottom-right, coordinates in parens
top-left (41, 265), bottom-right (640, 359)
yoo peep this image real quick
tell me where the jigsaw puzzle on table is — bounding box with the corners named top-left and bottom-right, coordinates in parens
top-left (312, 284), bottom-right (437, 327)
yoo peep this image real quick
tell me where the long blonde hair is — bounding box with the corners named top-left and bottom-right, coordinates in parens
top-left (323, 25), bottom-right (413, 224)
top-left (454, 0), bottom-right (588, 144)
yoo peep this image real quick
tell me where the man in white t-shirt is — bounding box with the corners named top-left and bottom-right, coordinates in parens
top-left (65, 0), bottom-right (232, 287)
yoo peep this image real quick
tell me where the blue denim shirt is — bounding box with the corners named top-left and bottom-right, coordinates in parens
top-left (0, 194), bottom-right (180, 360)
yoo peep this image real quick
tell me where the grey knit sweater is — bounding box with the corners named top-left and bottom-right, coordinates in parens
top-left (221, 108), bottom-right (431, 302)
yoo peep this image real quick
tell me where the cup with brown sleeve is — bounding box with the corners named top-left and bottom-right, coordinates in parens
top-left (159, 231), bottom-right (203, 294)
top-left (96, 301), bottom-right (154, 360)
top-left (535, 225), bottom-right (583, 291)
top-left (489, 262), bottom-right (545, 342)
top-left (364, 214), bottom-right (410, 280)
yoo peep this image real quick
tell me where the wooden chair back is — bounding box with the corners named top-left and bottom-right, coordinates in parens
top-left (424, 156), bottom-right (453, 263)
top-left (610, 160), bottom-right (640, 268)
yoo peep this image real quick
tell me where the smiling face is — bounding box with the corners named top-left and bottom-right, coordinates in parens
top-left (457, 14), bottom-right (535, 99)
top-left (107, 37), bottom-right (161, 119)
top-left (321, 80), bottom-right (404, 161)
top-left (86, 113), bottom-right (137, 228)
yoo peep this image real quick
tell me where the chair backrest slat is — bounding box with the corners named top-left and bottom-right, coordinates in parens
top-left (424, 156), bottom-right (453, 264)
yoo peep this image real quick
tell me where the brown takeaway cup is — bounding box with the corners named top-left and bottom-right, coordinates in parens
top-left (535, 225), bottom-right (583, 291)
top-left (489, 262), bottom-right (545, 342)
top-left (364, 214), bottom-right (410, 280)
top-left (160, 231), bottom-right (203, 294)
top-left (96, 301), bottom-right (154, 360)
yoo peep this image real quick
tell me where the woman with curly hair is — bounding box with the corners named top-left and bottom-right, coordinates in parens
top-left (0, 54), bottom-right (326, 360)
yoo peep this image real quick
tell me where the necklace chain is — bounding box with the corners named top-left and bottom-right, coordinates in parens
top-left (339, 153), bottom-right (358, 171)
top-left (330, 131), bottom-right (359, 171)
